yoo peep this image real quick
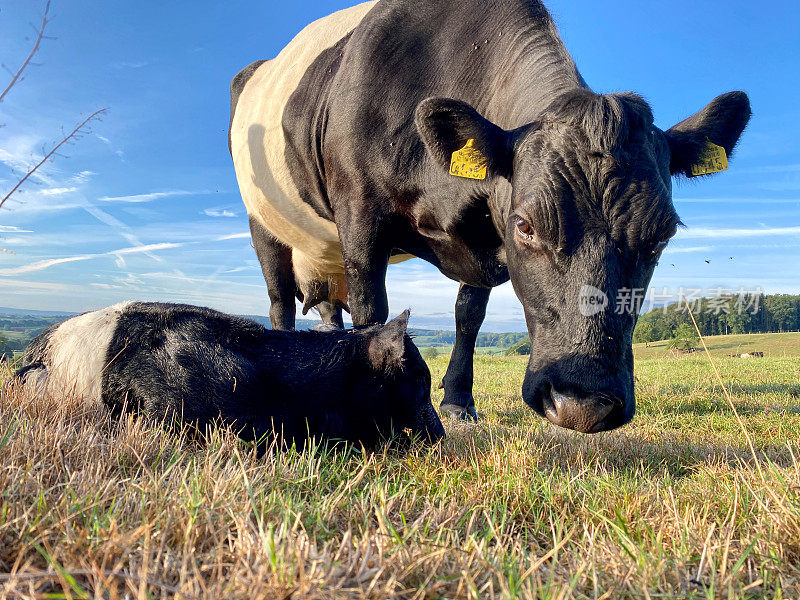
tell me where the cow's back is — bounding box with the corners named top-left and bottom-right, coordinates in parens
top-left (229, 2), bottom-right (377, 305)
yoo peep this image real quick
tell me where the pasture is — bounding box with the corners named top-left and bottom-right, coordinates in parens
top-left (1, 335), bottom-right (799, 598)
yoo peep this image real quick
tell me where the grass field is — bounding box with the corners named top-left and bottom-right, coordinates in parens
top-left (633, 331), bottom-right (800, 360)
top-left (0, 330), bottom-right (30, 342)
top-left (1, 334), bottom-right (799, 598)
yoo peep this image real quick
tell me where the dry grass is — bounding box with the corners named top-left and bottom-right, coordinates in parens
top-left (1, 347), bottom-right (800, 599)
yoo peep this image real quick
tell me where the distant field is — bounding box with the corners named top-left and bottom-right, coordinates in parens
top-left (1, 333), bottom-right (799, 597)
top-left (0, 330), bottom-right (29, 341)
top-left (419, 344), bottom-right (508, 356)
top-left (634, 331), bottom-right (800, 359)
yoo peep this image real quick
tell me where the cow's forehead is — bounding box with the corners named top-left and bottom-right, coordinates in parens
top-left (535, 89), bottom-right (655, 153)
top-left (512, 133), bottom-right (678, 251)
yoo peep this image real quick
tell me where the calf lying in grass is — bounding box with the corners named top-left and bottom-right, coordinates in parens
top-left (13, 302), bottom-right (445, 450)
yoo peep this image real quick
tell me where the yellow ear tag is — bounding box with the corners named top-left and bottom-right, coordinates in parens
top-left (449, 139), bottom-right (488, 180)
top-left (688, 140), bottom-right (729, 177)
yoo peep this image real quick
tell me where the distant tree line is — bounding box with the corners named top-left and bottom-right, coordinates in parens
top-left (409, 329), bottom-right (528, 348)
top-left (634, 293), bottom-right (800, 344)
top-left (0, 335), bottom-right (26, 355)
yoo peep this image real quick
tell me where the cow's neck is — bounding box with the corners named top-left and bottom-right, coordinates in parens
top-left (471, 5), bottom-right (589, 129)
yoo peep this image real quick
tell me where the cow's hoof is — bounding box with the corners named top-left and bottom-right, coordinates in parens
top-left (440, 403), bottom-right (478, 422)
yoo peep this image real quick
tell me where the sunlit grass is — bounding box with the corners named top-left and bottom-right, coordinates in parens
top-left (1, 340), bottom-right (799, 598)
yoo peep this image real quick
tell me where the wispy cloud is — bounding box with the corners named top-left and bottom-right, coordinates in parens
top-left (112, 60), bottom-right (149, 69)
top-left (0, 168), bottom-right (94, 215)
top-left (0, 134), bottom-right (56, 186)
top-left (217, 232), bottom-right (250, 241)
top-left (69, 171), bottom-right (95, 184)
top-left (663, 245), bottom-right (714, 255)
top-left (96, 135), bottom-right (126, 161)
top-left (112, 242), bottom-right (182, 255)
top-left (84, 206), bottom-right (147, 250)
top-left (0, 242), bottom-right (182, 276)
top-left (203, 208), bottom-right (237, 218)
top-left (40, 187), bottom-right (78, 196)
top-left (674, 196), bottom-right (800, 204)
top-left (99, 190), bottom-right (200, 203)
top-left (0, 225), bottom-right (33, 233)
top-left (0, 254), bottom-right (96, 276)
top-left (677, 226), bottom-right (800, 239)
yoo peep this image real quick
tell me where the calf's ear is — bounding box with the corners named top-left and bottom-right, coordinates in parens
top-left (415, 98), bottom-right (513, 180)
top-left (665, 91), bottom-right (751, 177)
top-left (367, 310), bottom-right (410, 371)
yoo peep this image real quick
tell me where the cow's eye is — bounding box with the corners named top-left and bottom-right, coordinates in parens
top-left (515, 217), bottom-right (535, 239)
top-left (651, 241), bottom-right (668, 255)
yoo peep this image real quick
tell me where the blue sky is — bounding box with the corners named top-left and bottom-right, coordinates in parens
top-left (0, 0), bottom-right (798, 331)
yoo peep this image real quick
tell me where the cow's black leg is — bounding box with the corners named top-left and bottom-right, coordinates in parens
top-left (440, 284), bottom-right (491, 421)
top-left (249, 216), bottom-right (296, 330)
top-left (342, 251), bottom-right (389, 327)
top-left (317, 302), bottom-right (344, 328)
top-left (334, 207), bottom-right (390, 327)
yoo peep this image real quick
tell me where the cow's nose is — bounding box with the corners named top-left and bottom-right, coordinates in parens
top-left (544, 389), bottom-right (616, 433)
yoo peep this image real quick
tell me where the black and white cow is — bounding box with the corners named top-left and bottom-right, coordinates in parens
top-left (13, 302), bottom-right (445, 450)
top-left (229, 0), bottom-right (750, 431)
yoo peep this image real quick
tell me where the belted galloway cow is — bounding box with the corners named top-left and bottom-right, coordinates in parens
top-left (13, 303), bottom-right (445, 450)
top-left (229, 0), bottom-right (750, 431)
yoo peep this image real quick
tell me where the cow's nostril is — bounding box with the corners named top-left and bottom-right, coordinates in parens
top-left (547, 389), bottom-right (615, 433)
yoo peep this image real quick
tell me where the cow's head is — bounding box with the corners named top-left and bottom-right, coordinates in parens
top-left (416, 89), bottom-right (750, 433)
top-left (361, 310), bottom-right (446, 445)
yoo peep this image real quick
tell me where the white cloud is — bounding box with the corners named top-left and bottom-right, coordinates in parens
top-left (203, 208), bottom-right (237, 218)
top-left (663, 245), bottom-right (714, 255)
top-left (112, 60), bottom-right (149, 69)
top-left (0, 242), bottom-right (181, 276)
top-left (96, 135), bottom-right (125, 161)
top-left (0, 225), bottom-right (33, 233)
top-left (0, 254), bottom-right (96, 275)
top-left (0, 166), bottom-right (93, 215)
top-left (99, 190), bottom-right (199, 203)
top-left (0, 134), bottom-right (56, 186)
top-left (674, 196), bottom-right (800, 204)
top-left (112, 242), bottom-right (182, 255)
top-left (217, 232), bottom-right (251, 241)
top-left (84, 206), bottom-right (141, 247)
top-left (70, 171), bottom-right (95, 184)
top-left (39, 187), bottom-right (78, 196)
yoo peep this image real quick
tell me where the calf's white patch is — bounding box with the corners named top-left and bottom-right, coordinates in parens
top-left (45, 301), bottom-right (131, 403)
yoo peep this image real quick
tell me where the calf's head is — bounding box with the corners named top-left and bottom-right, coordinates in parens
top-left (361, 311), bottom-right (445, 444)
top-left (417, 89), bottom-right (750, 433)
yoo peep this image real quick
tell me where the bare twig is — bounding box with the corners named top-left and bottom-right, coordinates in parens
top-left (0, 108), bottom-right (106, 210)
top-left (0, 0), bottom-right (52, 104)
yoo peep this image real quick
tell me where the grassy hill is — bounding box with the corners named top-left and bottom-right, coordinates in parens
top-left (634, 331), bottom-right (800, 360)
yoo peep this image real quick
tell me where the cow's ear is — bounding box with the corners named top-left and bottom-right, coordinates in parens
top-left (665, 91), bottom-right (751, 177)
top-left (367, 310), bottom-right (410, 371)
top-left (415, 98), bottom-right (513, 180)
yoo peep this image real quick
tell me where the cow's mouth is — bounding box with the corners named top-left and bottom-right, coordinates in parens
top-left (525, 380), bottom-right (632, 434)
